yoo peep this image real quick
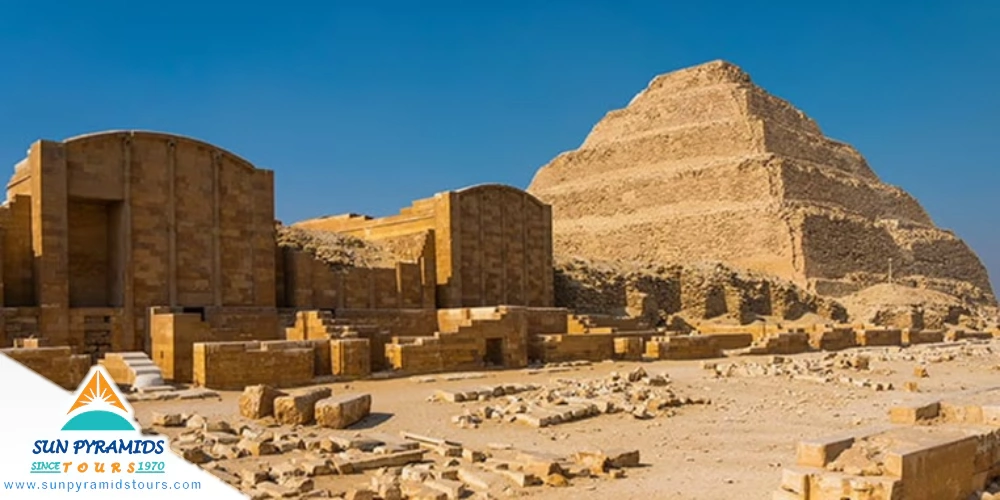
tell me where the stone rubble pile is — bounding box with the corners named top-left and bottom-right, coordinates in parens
top-left (431, 367), bottom-right (710, 429)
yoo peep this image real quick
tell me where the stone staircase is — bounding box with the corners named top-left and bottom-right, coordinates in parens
top-left (100, 352), bottom-right (168, 391)
top-left (285, 310), bottom-right (388, 340)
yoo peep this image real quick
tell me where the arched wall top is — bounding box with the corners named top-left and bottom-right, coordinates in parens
top-left (61, 130), bottom-right (260, 172)
top-left (449, 183), bottom-right (549, 207)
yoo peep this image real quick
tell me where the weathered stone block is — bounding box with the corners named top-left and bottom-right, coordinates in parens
top-left (273, 387), bottom-right (332, 425)
top-left (239, 384), bottom-right (287, 419)
top-left (315, 393), bottom-right (372, 429)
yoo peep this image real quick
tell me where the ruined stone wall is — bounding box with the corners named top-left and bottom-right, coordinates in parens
top-left (0, 346), bottom-right (90, 389)
top-left (385, 306), bottom-right (530, 374)
top-left (528, 334), bottom-right (615, 363)
top-left (798, 212), bottom-right (993, 299)
top-left (3, 131), bottom-right (277, 351)
top-left (334, 309), bottom-right (439, 336)
top-left (192, 341), bottom-right (314, 390)
top-left (1, 308), bottom-right (38, 347)
top-left (0, 195), bottom-right (34, 307)
top-left (293, 184), bottom-right (553, 309)
top-left (525, 308), bottom-right (571, 334)
top-left (150, 307), bottom-right (280, 383)
top-left (555, 259), bottom-right (846, 325)
top-left (279, 249), bottom-right (432, 310)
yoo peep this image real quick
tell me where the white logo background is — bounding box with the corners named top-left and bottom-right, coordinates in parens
top-left (0, 354), bottom-right (246, 499)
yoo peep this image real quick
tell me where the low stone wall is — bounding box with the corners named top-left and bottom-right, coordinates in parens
top-left (331, 338), bottom-right (371, 378)
top-left (902, 328), bottom-right (944, 345)
top-left (706, 332), bottom-right (754, 350)
top-left (0, 346), bottom-right (90, 389)
top-left (192, 341), bottom-right (314, 390)
top-left (855, 327), bottom-right (903, 347)
top-left (150, 307), bottom-right (282, 383)
top-left (525, 308), bottom-right (573, 334)
top-left (645, 335), bottom-right (721, 360)
top-left (385, 307), bottom-right (530, 375)
top-left (613, 337), bottom-right (645, 360)
top-left (807, 327), bottom-right (857, 351)
top-left (529, 334), bottom-right (615, 363)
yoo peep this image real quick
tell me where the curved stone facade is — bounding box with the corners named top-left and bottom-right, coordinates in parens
top-left (1, 130), bottom-right (276, 355)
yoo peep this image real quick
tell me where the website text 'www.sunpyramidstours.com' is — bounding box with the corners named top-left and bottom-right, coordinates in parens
top-left (3, 478), bottom-right (202, 493)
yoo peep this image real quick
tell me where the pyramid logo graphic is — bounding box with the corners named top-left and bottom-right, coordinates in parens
top-left (61, 366), bottom-right (138, 431)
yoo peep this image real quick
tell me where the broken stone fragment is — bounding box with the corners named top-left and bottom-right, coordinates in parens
top-left (273, 387), bottom-right (332, 425)
top-left (152, 412), bottom-right (186, 427)
top-left (181, 447), bottom-right (213, 464)
top-left (239, 385), bottom-right (288, 420)
top-left (238, 438), bottom-right (279, 457)
top-left (315, 393), bottom-right (372, 429)
top-left (545, 473), bottom-right (570, 487)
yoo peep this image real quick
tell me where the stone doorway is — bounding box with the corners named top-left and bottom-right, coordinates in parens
top-left (484, 338), bottom-right (504, 367)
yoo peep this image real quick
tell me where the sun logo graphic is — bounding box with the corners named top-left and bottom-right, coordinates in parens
top-left (61, 366), bottom-right (138, 432)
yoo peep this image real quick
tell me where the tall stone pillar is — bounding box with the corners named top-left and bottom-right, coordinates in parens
top-left (29, 140), bottom-right (71, 347)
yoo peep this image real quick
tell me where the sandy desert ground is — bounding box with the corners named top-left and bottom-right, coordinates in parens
top-left (132, 339), bottom-right (1000, 500)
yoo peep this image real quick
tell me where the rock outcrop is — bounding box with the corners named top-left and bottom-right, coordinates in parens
top-left (528, 60), bottom-right (995, 308)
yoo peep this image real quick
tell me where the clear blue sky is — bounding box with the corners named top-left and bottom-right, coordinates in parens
top-left (1, 1), bottom-right (997, 292)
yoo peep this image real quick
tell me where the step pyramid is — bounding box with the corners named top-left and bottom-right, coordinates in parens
top-left (528, 60), bottom-right (994, 305)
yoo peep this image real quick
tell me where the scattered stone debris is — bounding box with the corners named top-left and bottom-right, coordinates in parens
top-left (167, 416), bottom-right (642, 499)
top-left (707, 353), bottom-right (896, 392)
top-left (432, 367), bottom-right (708, 428)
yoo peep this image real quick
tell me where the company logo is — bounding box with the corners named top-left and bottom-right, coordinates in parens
top-left (30, 366), bottom-right (167, 476)
top-left (62, 368), bottom-right (136, 431)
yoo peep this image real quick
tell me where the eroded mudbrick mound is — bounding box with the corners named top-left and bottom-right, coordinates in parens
top-left (528, 60), bottom-right (995, 307)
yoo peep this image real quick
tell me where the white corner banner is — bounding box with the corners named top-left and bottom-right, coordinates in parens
top-left (0, 354), bottom-right (246, 499)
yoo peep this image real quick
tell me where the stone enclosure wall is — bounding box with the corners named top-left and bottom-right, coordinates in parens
top-left (0, 131), bottom-right (276, 353)
top-left (295, 184), bottom-right (554, 309)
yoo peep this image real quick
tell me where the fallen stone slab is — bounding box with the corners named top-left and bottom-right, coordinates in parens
top-left (152, 412), bottom-right (186, 427)
top-left (399, 480), bottom-right (448, 500)
top-left (424, 478), bottom-right (465, 500)
top-left (328, 435), bottom-right (384, 452)
top-left (274, 387), bottom-right (332, 425)
top-left (337, 449), bottom-right (428, 473)
top-left (889, 400), bottom-right (941, 424)
top-left (256, 481), bottom-right (295, 498)
top-left (316, 394), bottom-right (372, 429)
top-left (400, 432), bottom-right (462, 448)
top-left (456, 467), bottom-right (505, 491)
top-left (240, 385), bottom-right (288, 420)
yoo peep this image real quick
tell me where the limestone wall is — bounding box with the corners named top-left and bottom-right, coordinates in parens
top-left (528, 334), bottom-right (615, 363)
top-left (385, 306), bottom-right (530, 374)
top-left (0, 131), bottom-right (277, 351)
top-left (150, 307), bottom-right (280, 383)
top-left (279, 249), bottom-right (432, 309)
top-left (192, 341), bottom-right (314, 390)
top-left (0, 195), bottom-right (34, 307)
top-left (294, 184), bottom-right (553, 309)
